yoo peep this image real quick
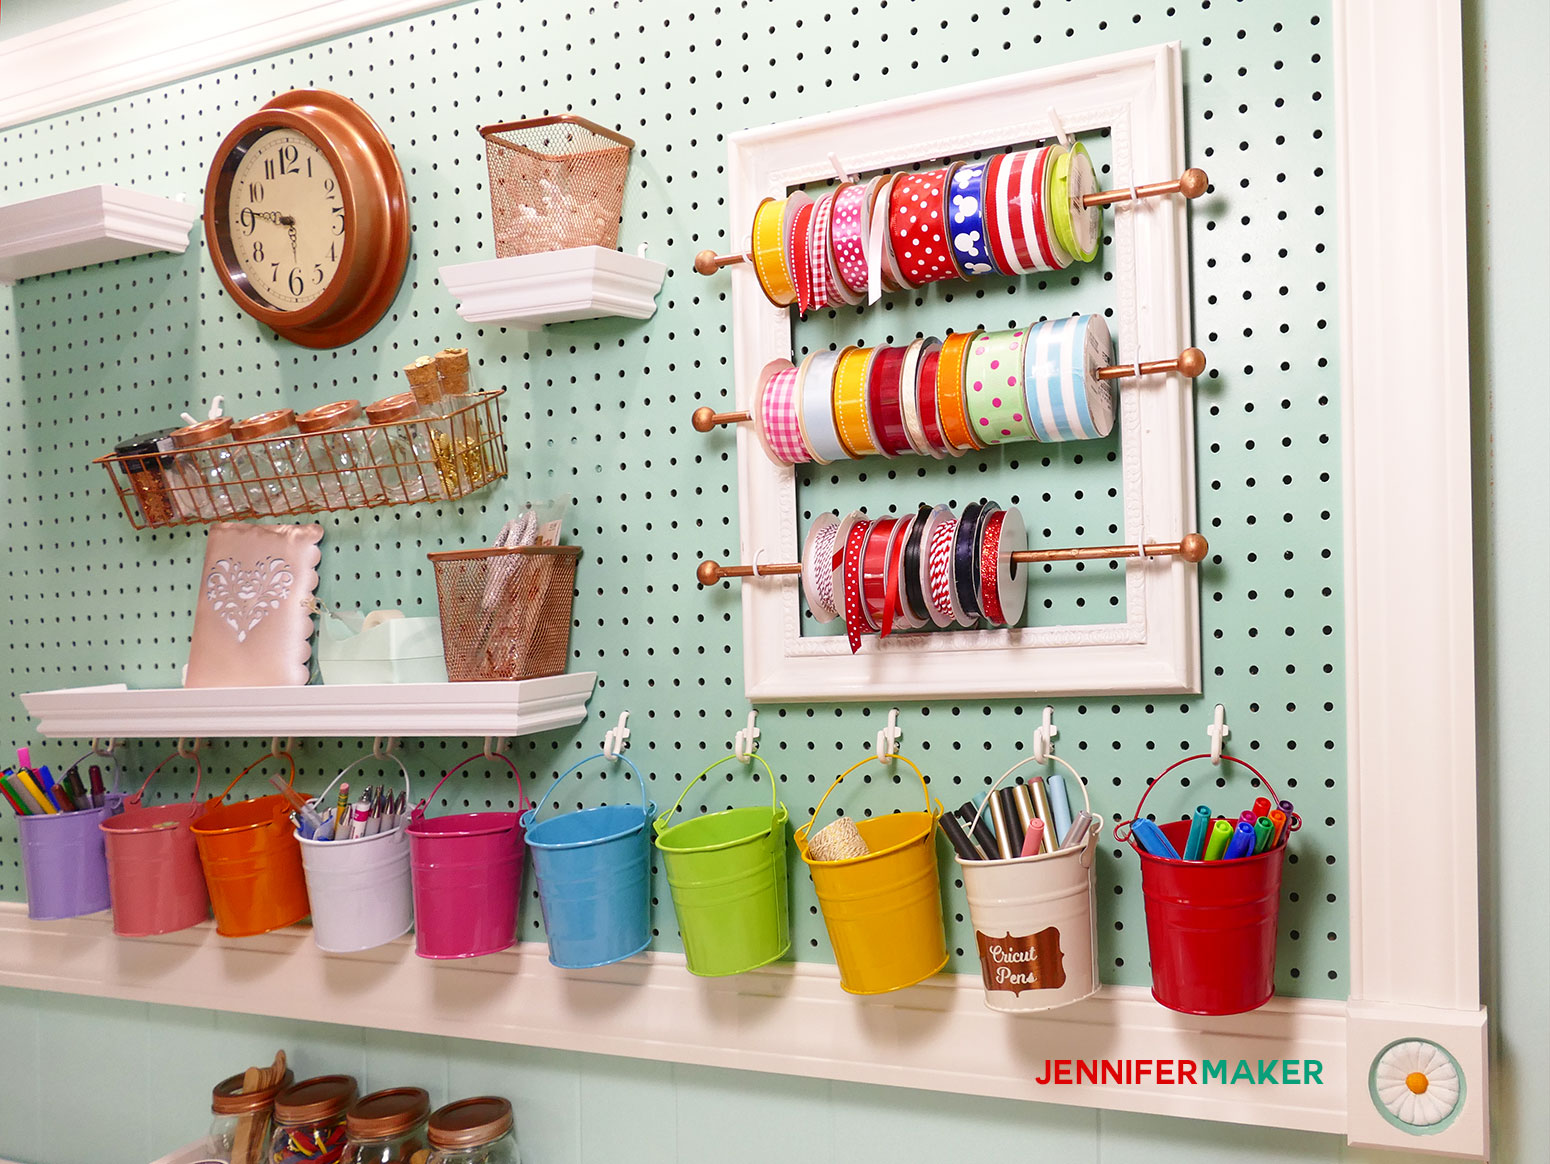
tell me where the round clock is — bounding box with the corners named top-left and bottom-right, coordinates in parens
top-left (204, 90), bottom-right (410, 349)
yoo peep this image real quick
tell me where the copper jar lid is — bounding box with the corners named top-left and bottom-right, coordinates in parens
top-left (231, 409), bottom-right (298, 441)
top-left (364, 392), bottom-right (419, 425)
top-left (171, 417), bottom-right (234, 448)
top-left (210, 1068), bottom-right (295, 1116)
top-left (295, 400), bottom-right (364, 434)
top-left (426, 1096), bottom-right (513, 1149)
top-left (273, 1074), bottom-right (359, 1125)
top-left (346, 1087), bottom-right (430, 1141)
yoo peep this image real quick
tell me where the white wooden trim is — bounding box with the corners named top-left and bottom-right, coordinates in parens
top-left (0, 185), bottom-right (200, 284)
top-left (1334, 0), bottom-right (1486, 1156)
top-left (724, 43), bottom-right (1201, 702)
top-left (0, 0), bottom-right (454, 130)
top-left (0, 903), bottom-right (1348, 1134)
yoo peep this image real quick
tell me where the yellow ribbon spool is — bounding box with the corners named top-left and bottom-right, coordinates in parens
top-left (831, 346), bottom-right (880, 458)
top-left (936, 330), bottom-right (984, 451)
top-left (751, 196), bottom-right (797, 307)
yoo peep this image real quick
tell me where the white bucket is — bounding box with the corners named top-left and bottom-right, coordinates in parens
top-left (295, 750), bottom-right (415, 953)
top-left (957, 755), bottom-right (1101, 1013)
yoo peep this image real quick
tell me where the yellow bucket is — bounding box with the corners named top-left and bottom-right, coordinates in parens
top-left (794, 754), bottom-right (947, 995)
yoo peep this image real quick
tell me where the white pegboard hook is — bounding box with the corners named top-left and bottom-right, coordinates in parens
top-left (733, 710), bottom-right (761, 763)
top-left (175, 737), bottom-right (201, 759)
top-left (1047, 106), bottom-right (1073, 148)
top-left (602, 711), bottom-right (632, 760)
top-left (372, 736), bottom-right (398, 759)
top-left (1208, 704), bottom-right (1231, 765)
top-left (483, 736), bottom-right (508, 760)
top-left (876, 708), bottom-right (902, 758)
top-left (1031, 705), bottom-right (1059, 765)
top-left (827, 151), bottom-right (855, 185)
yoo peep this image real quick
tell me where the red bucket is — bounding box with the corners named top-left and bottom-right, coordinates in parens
top-left (101, 749), bottom-right (211, 936)
top-left (1118, 755), bottom-right (1296, 1016)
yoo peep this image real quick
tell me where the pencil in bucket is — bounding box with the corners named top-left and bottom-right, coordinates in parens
top-left (297, 749), bottom-right (416, 954)
top-left (653, 753), bottom-right (790, 977)
top-left (190, 749), bottom-right (311, 938)
top-left (1116, 754), bottom-right (1299, 1015)
top-left (100, 747), bottom-right (210, 936)
top-left (794, 753), bottom-right (948, 995)
top-left (951, 755), bottom-right (1102, 1012)
top-left (521, 753), bottom-right (656, 969)
top-left (407, 752), bottom-right (530, 959)
top-left (15, 750), bottom-right (125, 920)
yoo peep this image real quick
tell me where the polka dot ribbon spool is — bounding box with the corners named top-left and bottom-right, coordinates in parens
top-left (888, 168), bottom-right (959, 286)
top-left (840, 514), bottom-right (874, 654)
top-left (1024, 314), bottom-right (1117, 442)
top-left (977, 506), bottom-right (1028, 628)
top-left (935, 331), bottom-right (984, 452)
top-left (751, 196), bottom-right (799, 307)
top-left (753, 359), bottom-right (811, 465)
top-left (947, 160), bottom-right (1000, 277)
top-left (801, 512), bottom-right (842, 623)
top-left (799, 349), bottom-right (851, 464)
top-left (963, 327), bottom-right (1035, 445)
top-left (829, 179), bottom-right (877, 299)
top-left (1051, 142), bottom-right (1102, 265)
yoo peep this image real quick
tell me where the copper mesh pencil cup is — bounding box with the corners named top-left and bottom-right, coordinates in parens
top-left (429, 544), bottom-right (580, 681)
top-left (481, 114), bottom-right (633, 257)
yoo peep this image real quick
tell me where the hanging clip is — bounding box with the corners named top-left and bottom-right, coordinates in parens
top-left (483, 736), bottom-right (509, 760)
top-left (827, 151), bottom-right (855, 184)
top-left (875, 709), bottom-right (903, 758)
top-left (372, 736), bottom-right (398, 759)
top-left (1208, 704), bottom-right (1230, 765)
top-left (1031, 706), bottom-right (1059, 765)
top-left (602, 711), bottom-right (632, 760)
top-left (1047, 106), bottom-right (1073, 148)
top-left (733, 711), bottom-right (761, 763)
top-left (90, 738), bottom-right (121, 757)
top-left (175, 737), bottom-right (201, 759)
top-left (267, 736), bottom-right (294, 759)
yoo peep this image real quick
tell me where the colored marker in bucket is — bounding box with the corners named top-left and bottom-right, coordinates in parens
top-left (4, 744), bottom-right (126, 920)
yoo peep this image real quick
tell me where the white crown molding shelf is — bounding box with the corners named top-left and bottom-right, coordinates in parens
top-left (0, 185), bottom-right (200, 285)
top-left (18, 674), bottom-right (596, 740)
top-left (439, 246), bottom-right (667, 330)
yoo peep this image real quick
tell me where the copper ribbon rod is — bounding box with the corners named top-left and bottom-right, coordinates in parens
top-left (691, 349), bottom-right (1207, 432)
top-left (693, 168), bottom-right (1208, 275)
top-left (697, 534), bottom-right (1209, 585)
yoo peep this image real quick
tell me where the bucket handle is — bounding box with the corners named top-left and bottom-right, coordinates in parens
top-left (653, 753), bottom-right (778, 834)
top-left (312, 749), bottom-right (414, 817)
top-left (527, 752), bottom-right (647, 827)
top-left (793, 752), bottom-right (940, 845)
top-left (411, 751), bottom-right (530, 822)
top-left (129, 750), bottom-right (205, 806)
top-left (1114, 753), bottom-right (1298, 845)
top-left (969, 752), bottom-right (1099, 867)
top-left (211, 750), bottom-right (297, 804)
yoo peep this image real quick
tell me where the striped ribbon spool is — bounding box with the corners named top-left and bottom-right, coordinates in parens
top-left (832, 346), bottom-right (881, 458)
top-left (751, 196), bottom-right (798, 307)
top-left (798, 348), bottom-right (851, 464)
top-left (753, 360), bottom-right (810, 465)
top-left (1027, 144), bottom-right (1073, 272)
top-left (924, 510), bottom-right (971, 628)
top-left (1024, 314), bottom-right (1117, 443)
top-left (963, 327), bottom-right (1035, 445)
top-left (801, 512), bottom-right (842, 623)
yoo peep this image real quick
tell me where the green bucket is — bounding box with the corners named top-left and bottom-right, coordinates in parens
top-left (653, 753), bottom-right (790, 977)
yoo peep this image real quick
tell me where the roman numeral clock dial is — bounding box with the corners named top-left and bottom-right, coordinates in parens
top-left (205, 90), bottom-right (410, 349)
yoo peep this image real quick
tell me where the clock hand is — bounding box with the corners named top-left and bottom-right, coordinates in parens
top-left (287, 222), bottom-right (297, 261)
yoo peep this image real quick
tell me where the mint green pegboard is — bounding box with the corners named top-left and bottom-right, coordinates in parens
top-left (0, 1), bottom-right (1346, 998)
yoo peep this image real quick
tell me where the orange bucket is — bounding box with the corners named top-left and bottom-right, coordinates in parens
top-left (101, 748), bottom-right (210, 936)
top-left (794, 754), bottom-right (947, 995)
top-left (190, 750), bottom-right (310, 937)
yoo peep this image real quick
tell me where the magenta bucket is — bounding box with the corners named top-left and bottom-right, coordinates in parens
top-left (101, 749), bottom-right (210, 936)
top-left (407, 753), bottom-right (530, 959)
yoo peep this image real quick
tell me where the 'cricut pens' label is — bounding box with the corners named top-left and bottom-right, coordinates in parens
top-left (976, 927), bottom-right (1066, 994)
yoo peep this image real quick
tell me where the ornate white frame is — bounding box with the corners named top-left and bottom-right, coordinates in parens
top-left (725, 44), bottom-right (1202, 702)
top-left (0, 1), bottom-right (1490, 1156)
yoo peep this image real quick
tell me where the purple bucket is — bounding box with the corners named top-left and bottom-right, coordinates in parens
top-left (19, 803), bottom-right (117, 920)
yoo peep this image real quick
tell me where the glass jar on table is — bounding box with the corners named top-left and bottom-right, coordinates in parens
top-left (424, 1096), bottom-right (520, 1164)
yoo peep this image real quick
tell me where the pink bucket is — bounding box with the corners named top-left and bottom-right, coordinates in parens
top-left (101, 750), bottom-right (210, 937)
top-left (407, 753), bottom-right (531, 959)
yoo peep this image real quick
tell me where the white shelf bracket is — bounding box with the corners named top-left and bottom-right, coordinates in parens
top-left (1208, 703), bottom-right (1230, 764)
top-left (875, 709), bottom-right (902, 758)
top-left (602, 711), bottom-right (631, 760)
top-left (733, 711), bottom-right (760, 763)
top-left (1031, 706), bottom-right (1059, 765)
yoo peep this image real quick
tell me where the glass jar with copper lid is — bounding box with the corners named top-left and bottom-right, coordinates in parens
top-left (169, 416), bottom-right (253, 521)
top-left (268, 1074), bottom-right (359, 1164)
top-left (424, 1096), bottom-right (519, 1164)
top-left (295, 400), bottom-right (386, 509)
top-left (230, 408), bottom-right (313, 515)
top-left (342, 1086), bottom-right (431, 1164)
top-left (203, 1067), bottom-right (293, 1164)
top-left (364, 393), bottom-right (439, 503)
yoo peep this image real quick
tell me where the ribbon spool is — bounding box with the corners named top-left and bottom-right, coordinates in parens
top-left (936, 331), bottom-right (983, 452)
top-left (896, 338), bottom-right (936, 458)
top-left (947, 159), bottom-right (999, 278)
top-left (964, 327), bottom-right (1035, 445)
top-left (832, 347), bottom-right (881, 458)
top-left (1028, 143), bottom-right (1074, 271)
top-left (979, 506), bottom-right (1029, 627)
top-left (889, 168), bottom-right (958, 286)
top-left (799, 349), bottom-right (850, 464)
top-left (751, 196), bottom-right (798, 307)
top-left (752, 359), bottom-right (810, 465)
top-left (802, 512), bottom-right (842, 623)
top-left (1025, 314), bottom-right (1117, 442)
top-left (1053, 142), bottom-right (1103, 264)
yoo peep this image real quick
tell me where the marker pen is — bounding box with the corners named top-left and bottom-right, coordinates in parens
top-left (14, 770), bottom-right (56, 814)
top-left (1184, 805), bottom-right (1213, 861)
top-left (1060, 810), bottom-right (1094, 849)
top-left (1252, 796), bottom-right (1272, 820)
top-left (1224, 820), bottom-right (1258, 859)
top-left (958, 802), bottom-right (998, 858)
top-left (347, 793), bottom-right (372, 840)
top-left (1203, 818), bottom-right (1234, 860)
top-left (1269, 808), bottom-right (1289, 846)
top-left (1132, 818), bottom-right (1181, 860)
top-left (1019, 818), bottom-right (1045, 858)
top-left (1045, 772), bottom-right (1075, 843)
top-left (985, 789), bottom-right (1016, 859)
top-left (996, 787), bottom-right (1025, 857)
top-left (88, 765), bottom-right (107, 809)
top-left (1253, 816), bottom-right (1275, 854)
top-left (16, 746), bottom-right (31, 772)
top-left (1027, 777), bottom-right (1058, 854)
top-left (938, 813), bottom-right (985, 861)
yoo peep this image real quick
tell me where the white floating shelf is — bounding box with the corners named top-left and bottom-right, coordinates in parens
top-left (19, 673), bottom-right (596, 740)
top-left (0, 184), bottom-right (201, 284)
top-left (439, 245), bottom-right (666, 329)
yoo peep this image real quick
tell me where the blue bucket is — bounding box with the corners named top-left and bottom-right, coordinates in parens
top-left (520, 753), bottom-right (655, 970)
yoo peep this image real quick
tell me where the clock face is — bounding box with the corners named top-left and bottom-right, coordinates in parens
top-left (226, 128), bottom-right (345, 311)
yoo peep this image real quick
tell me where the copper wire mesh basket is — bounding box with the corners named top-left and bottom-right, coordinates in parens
top-left (96, 391), bottom-right (507, 529)
top-left (481, 115), bottom-right (634, 257)
top-left (429, 544), bottom-right (581, 682)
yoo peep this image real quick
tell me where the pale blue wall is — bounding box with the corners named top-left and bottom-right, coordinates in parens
top-left (0, 1), bottom-right (1545, 1162)
top-left (0, 0), bottom-right (126, 40)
